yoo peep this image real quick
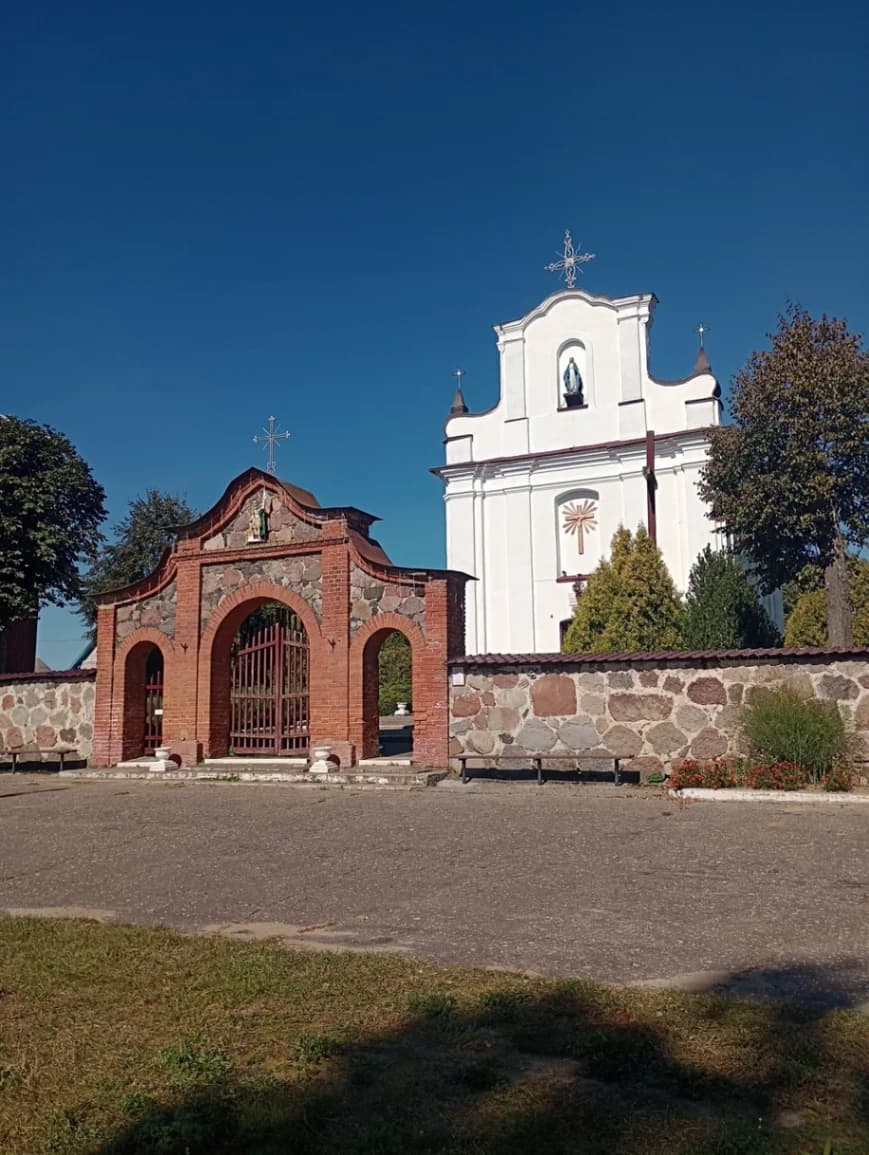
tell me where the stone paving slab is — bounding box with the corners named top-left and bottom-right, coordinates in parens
top-left (1, 775), bottom-right (868, 1009)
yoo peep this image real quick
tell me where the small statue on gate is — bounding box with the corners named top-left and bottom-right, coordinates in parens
top-left (246, 492), bottom-right (270, 543)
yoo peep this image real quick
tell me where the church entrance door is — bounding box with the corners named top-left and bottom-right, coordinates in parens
top-left (229, 606), bottom-right (309, 756)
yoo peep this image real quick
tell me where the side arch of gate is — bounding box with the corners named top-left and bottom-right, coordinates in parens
top-left (112, 627), bottom-right (176, 763)
top-left (198, 581), bottom-right (324, 758)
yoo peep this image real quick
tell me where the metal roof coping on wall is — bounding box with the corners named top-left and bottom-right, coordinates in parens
top-left (449, 646), bottom-right (869, 669)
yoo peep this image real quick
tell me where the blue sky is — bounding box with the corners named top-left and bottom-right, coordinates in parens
top-left (4, 0), bottom-right (868, 667)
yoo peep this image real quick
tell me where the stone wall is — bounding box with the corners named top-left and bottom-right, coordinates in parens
top-left (449, 653), bottom-right (869, 778)
top-left (115, 578), bottom-right (177, 646)
top-left (0, 671), bottom-right (96, 762)
top-left (201, 556), bottom-right (323, 630)
top-left (349, 564), bottom-right (426, 637)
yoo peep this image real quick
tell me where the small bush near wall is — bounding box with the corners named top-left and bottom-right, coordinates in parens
top-left (741, 687), bottom-right (851, 782)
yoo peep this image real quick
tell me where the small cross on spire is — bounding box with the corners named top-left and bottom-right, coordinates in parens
top-left (252, 416), bottom-right (290, 475)
top-left (693, 323), bottom-right (713, 374)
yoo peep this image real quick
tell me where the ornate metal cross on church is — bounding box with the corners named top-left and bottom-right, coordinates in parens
top-left (545, 230), bottom-right (596, 289)
top-left (253, 416), bottom-right (290, 475)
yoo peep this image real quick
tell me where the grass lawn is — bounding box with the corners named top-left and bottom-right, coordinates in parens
top-left (1, 917), bottom-right (867, 1154)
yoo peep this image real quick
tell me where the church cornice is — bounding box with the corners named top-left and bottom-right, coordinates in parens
top-left (431, 426), bottom-right (714, 481)
top-left (495, 288), bottom-right (657, 339)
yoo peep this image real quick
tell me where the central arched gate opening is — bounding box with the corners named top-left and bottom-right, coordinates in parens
top-left (229, 603), bottom-right (309, 755)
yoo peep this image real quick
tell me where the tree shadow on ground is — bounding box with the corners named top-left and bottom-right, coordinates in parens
top-left (91, 960), bottom-right (869, 1155)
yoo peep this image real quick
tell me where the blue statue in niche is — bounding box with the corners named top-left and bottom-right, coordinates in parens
top-left (563, 356), bottom-right (585, 406)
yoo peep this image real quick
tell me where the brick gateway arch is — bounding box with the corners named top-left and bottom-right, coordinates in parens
top-left (93, 469), bottom-right (469, 769)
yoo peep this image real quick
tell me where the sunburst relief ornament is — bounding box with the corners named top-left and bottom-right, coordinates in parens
top-left (562, 500), bottom-right (598, 554)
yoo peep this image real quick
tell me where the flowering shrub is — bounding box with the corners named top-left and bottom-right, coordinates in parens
top-left (740, 761), bottom-right (805, 791)
top-left (823, 764), bottom-right (856, 793)
top-left (669, 758), bottom-right (737, 790)
top-left (666, 757), bottom-right (847, 791)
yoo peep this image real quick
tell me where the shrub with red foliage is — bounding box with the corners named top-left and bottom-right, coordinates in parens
top-left (823, 764), bottom-right (856, 793)
top-left (669, 758), bottom-right (737, 790)
top-left (669, 757), bottom-right (816, 791)
top-left (740, 761), bottom-right (806, 791)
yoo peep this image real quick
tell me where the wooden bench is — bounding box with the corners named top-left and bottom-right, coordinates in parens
top-left (3, 747), bottom-right (78, 774)
top-left (458, 753), bottom-right (623, 786)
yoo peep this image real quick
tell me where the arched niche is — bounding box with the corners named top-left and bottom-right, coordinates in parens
top-left (555, 488), bottom-right (600, 575)
top-left (556, 338), bottom-right (594, 409)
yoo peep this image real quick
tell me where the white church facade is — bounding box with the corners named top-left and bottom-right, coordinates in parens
top-left (436, 284), bottom-right (723, 655)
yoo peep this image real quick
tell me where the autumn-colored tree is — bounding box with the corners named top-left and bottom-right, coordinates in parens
top-left (562, 526), bottom-right (683, 653)
top-left (699, 307), bottom-right (869, 646)
top-left (785, 558), bottom-right (869, 646)
top-left (682, 546), bottom-right (781, 650)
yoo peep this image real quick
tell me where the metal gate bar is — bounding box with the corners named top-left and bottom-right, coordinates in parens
top-left (230, 611), bottom-right (309, 755)
top-left (144, 659), bottom-right (164, 754)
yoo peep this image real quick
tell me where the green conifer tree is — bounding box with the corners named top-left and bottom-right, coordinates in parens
top-left (562, 526), bottom-right (683, 653)
top-left (561, 527), bottom-right (631, 653)
top-left (682, 546), bottom-right (781, 649)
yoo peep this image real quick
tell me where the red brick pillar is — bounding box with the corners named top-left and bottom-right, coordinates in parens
top-left (92, 604), bottom-right (117, 766)
top-left (166, 553), bottom-right (203, 765)
top-left (413, 579), bottom-right (451, 769)
top-left (311, 525), bottom-right (354, 764)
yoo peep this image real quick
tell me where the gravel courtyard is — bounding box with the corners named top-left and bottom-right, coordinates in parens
top-left (2, 776), bottom-right (868, 1007)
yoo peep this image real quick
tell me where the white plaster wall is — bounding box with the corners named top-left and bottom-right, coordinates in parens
top-left (443, 432), bottom-right (718, 654)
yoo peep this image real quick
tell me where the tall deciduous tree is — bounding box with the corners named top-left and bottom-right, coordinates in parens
top-left (699, 307), bottom-right (869, 645)
top-left (79, 490), bottom-right (197, 635)
top-left (0, 417), bottom-right (106, 631)
top-left (682, 546), bottom-right (781, 650)
top-left (562, 526), bottom-right (683, 653)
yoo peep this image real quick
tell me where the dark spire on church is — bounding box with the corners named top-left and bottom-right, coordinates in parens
top-left (693, 345), bottom-right (712, 374)
top-left (449, 386), bottom-right (469, 416)
top-left (449, 369), bottom-right (469, 416)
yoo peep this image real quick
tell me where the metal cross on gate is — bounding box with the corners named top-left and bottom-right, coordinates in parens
top-left (253, 416), bottom-right (291, 475)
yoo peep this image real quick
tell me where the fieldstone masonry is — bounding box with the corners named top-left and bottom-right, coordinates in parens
top-left (115, 578), bottom-right (177, 645)
top-left (449, 655), bottom-right (869, 778)
top-left (349, 564), bottom-right (426, 636)
top-left (201, 557), bottom-right (323, 629)
top-left (0, 673), bottom-right (95, 761)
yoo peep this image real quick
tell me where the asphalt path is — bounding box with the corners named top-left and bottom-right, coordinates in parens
top-left (1, 776), bottom-right (867, 1008)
